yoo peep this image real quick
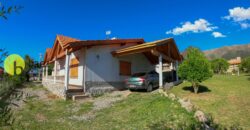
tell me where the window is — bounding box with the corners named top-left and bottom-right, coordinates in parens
top-left (119, 61), bottom-right (131, 76)
top-left (70, 57), bottom-right (79, 78)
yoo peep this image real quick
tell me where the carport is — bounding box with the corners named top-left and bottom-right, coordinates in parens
top-left (112, 38), bottom-right (183, 88)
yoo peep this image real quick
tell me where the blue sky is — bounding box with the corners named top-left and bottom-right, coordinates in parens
top-left (0, 0), bottom-right (250, 61)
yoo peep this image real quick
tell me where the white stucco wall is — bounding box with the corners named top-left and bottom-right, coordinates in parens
top-left (85, 45), bottom-right (153, 82)
top-left (57, 58), bottom-right (65, 76)
top-left (54, 49), bottom-right (85, 86)
top-left (68, 48), bottom-right (85, 86)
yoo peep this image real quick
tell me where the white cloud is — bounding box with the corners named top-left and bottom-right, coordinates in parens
top-left (224, 7), bottom-right (250, 29)
top-left (111, 37), bottom-right (117, 40)
top-left (212, 32), bottom-right (226, 38)
top-left (106, 30), bottom-right (111, 35)
top-left (224, 7), bottom-right (250, 21)
top-left (166, 19), bottom-right (217, 35)
top-left (240, 23), bottom-right (250, 29)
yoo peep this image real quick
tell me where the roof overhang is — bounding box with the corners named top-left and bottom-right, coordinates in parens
top-left (112, 38), bottom-right (183, 64)
top-left (43, 35), bottom-right (145, 65)
top-left (64, 39), bottom-right (145, 52)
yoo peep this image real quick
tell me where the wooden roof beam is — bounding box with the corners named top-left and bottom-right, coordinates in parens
top-left (150, 49), bottom-right (174, 62)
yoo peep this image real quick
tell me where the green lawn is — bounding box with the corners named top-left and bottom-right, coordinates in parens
top-left (10, 90), bottom-right (198, 130)
top-left (170, 74), bottom-right (250, 129)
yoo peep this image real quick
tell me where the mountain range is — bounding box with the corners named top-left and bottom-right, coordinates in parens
top-left (203, 43), bottom-right (250, 60)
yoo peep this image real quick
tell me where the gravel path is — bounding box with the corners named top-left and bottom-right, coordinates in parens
top-left (70, 90), bottom-right (132, 121)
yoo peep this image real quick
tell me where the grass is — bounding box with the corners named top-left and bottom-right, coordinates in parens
top-left (10, 92), bottom-right (198, 130)
top-left (169, 74), bottom-right (250, 129)
top-left (80, 93), bottom-right (198, 130)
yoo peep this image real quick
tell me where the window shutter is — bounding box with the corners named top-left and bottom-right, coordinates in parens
top-left (70, 57), bottom-right (79, 78)
top-left (119, 61), bottom-right (131, 76)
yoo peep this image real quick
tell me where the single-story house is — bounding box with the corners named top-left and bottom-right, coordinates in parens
top-left (227, 57), bottom-right (241, 75)
top-left (42, 35), bottom-right (183, 99)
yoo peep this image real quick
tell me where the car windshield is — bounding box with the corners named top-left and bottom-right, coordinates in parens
top-left (131, 72), bottom-right (146, 77)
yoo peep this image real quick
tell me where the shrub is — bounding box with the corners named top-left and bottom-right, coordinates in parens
top-left (178, 47), bottom-right (213, 94)
top-left (240, 56), bottom-right (250, 73)
top-left (0, 74), bottom-right (24, 127)
top-left (211, 58), bottom-right (229, 74)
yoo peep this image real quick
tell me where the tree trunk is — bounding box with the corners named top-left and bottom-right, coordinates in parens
top-left (192, 82), bottom-right (199, 94)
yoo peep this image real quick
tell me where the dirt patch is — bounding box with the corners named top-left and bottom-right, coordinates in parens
top-left (10, 83), bottom-right (132, 122)
top-left (35, 113), bottom-right (47, 122)
top-left (47, 93), bottom-right (60, 99)
top-left (93, 90), bottom-right (131, 110)
top-left (69, 90), bottom-right (131, 121)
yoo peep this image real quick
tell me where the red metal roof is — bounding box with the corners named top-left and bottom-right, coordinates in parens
top-left (56, 35), bottom-right (80, 48)
top-left (43, 48), bottom-right (52, 65)
top-left (64, 39), bottom-right (145, 51)
top-left (228, 58), bottom-right (241, 65)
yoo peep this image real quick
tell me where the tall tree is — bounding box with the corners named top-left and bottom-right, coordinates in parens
top-left (211, 58), bottom-right (229, 74)
top-left (178, 47), bottom-right (213, 94)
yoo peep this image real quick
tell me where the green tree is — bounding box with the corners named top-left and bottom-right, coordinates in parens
top-left (23, 55), bottom-right (34, 82)
top-left (0, 1), bottom-right (22, 20)
top-left (240, 56), bottom-right (250, 73)
top-left (178, 47), bottom-right (213, 94)
top-left (0, 48), bottom-right (8, 64)
top-left (211, 58), bottom-right (229, 74)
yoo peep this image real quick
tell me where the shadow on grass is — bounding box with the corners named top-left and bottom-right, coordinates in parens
top-left (129, 86), bottom-right (159, 93)
top-left (182, 85), bottom-right (211, 93)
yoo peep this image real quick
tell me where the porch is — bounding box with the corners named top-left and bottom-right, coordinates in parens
top-left (42, 76), bottom-right (85, 100)
top-left (43, 76), bottom-right (65, 83)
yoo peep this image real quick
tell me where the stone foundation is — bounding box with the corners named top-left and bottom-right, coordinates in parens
top-left (86, 81), bottom-right (125, 91)
top-left (42, 80), bottom-right (65, 98)
top-left (42, 80), bottom-right (126, 98)
top-left (85, 81), bottom-right (126, 96)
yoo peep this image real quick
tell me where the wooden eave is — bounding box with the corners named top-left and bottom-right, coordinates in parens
top-left (112, 38), bottom-right (183, 64)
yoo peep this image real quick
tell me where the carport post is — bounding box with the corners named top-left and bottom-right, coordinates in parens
top-left (159, 54), bottom-right (163, 88)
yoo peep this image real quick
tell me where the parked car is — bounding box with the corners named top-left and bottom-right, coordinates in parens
top-left (125, 70), bottom-right (159, 92)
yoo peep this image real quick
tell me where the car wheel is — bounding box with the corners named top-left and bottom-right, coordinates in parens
top-left (147, 84), bottom-right (153, 92)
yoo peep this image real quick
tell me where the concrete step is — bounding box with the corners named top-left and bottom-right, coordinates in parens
top-left (67, 88), bottom-right (84, 93)
top-left (67, 92), bottom-right (85, 97)
top-left (72, 94), bottom-right (89, 101)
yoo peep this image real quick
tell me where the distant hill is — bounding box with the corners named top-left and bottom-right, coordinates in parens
top-left (203, 44), bottom-right (250, 60)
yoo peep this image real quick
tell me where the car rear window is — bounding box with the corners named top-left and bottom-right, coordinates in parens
top-left (131, 72), bottom-right (146, 77)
